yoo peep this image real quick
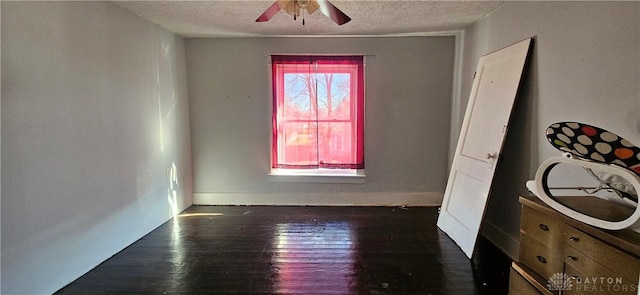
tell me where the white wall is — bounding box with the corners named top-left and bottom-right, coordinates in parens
top-left (186, 37), bottom-right (455, 206)
top-left (458, 1), bottom-right (640, 258)
top-left (1, 2), bottom-right (193, 294)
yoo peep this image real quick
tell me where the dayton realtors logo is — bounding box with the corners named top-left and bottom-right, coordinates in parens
top-left (547, 272), bottom-right (573, 291)
top-left (548, 273), bottom-right (638, 293)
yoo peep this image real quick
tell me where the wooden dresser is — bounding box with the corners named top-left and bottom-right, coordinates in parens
top-left (510, 196), bottom-right (640, 295)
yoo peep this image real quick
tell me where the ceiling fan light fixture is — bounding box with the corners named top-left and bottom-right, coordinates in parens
top-left (256, 0), bottom-right (351, 26)
top-left (297, 0), bottom-right (311, 9)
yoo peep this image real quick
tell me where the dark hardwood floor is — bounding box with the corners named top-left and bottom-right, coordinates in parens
top-left (56, 206), bottom-right (511, 294)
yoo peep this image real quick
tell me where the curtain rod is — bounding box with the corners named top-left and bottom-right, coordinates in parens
top-left (265, 54), bottom-right (376, 57)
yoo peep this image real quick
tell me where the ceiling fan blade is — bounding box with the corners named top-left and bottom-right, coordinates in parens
top-left (315, 0), bottom-right (351, 25)
top-left (256, 1), bottom-right (282, 22)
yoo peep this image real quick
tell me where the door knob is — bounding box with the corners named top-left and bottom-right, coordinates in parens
top-left (486, 152), bottom-right (497, 160)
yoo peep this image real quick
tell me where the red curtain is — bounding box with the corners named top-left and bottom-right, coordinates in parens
top-left (271, 55), bottom-right (364, 169)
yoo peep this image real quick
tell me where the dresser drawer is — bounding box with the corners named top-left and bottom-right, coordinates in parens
top-left (546, 263), bottom-right (583, 295)
top-left (564, 226), bottom-right (640, 282)
top-left (563, 263), bottom-right (609, 295)
top-left (520, 235), bottom-right (563, 280)
top-left (521, 206), bottom-right (564, 247)
top-left (509, 266), bottom-right (544, 295)
top-left (564, 246), bottom-right (638, 295)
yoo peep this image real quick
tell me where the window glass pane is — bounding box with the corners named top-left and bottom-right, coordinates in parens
top-left (316, 73), bottom-right (351, 121)
top-left (318, 122), bottom-right (354, 166)
top-left (284, 73), bottom-right (317, 120)
top-left (279, 122), bottom-right (318, 166)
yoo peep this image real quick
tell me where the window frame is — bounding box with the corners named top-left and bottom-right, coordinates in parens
top-left (269, 55), bottom-right (366, 182)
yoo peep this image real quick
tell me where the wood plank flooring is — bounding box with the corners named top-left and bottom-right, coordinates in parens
top-left (56, 206), bottom-right (511, 294)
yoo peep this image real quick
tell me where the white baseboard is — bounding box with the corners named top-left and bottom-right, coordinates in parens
top-left (481, 221), bottom-right (519, 260)
top-left (193, 191), bottom-right (444, 207)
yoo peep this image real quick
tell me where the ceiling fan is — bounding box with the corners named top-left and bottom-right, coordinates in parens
top-left (256, 0), bottom-right (351, 26)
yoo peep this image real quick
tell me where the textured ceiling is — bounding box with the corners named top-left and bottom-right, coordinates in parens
top-left (114, 1), bottom-right (506, 37)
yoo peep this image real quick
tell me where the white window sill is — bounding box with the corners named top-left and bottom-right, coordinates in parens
top-left (269, 169), bottom-right (366, 184)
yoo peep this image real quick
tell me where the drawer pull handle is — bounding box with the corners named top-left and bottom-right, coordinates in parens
top-left (539, 224), bottom-right (550, 231)
top-left (569, 236), bottom-right (580, 242)
top-left (567, 255), bottom-right (577, 261)
top-left (536, 255), bottom-right (547, 264)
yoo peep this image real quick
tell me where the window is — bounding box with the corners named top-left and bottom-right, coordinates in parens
top-left (271, 55), bottom-right (364, 174)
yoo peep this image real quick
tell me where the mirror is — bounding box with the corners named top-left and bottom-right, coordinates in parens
top-left (542, 162), bottom-right (637, 222)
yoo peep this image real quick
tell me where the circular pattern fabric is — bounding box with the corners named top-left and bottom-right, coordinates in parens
top-left (546, 122), bottom-right (640, 176)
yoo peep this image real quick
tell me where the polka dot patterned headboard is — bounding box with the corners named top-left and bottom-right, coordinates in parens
top-left (546, 122), bottom-right (640, 176)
